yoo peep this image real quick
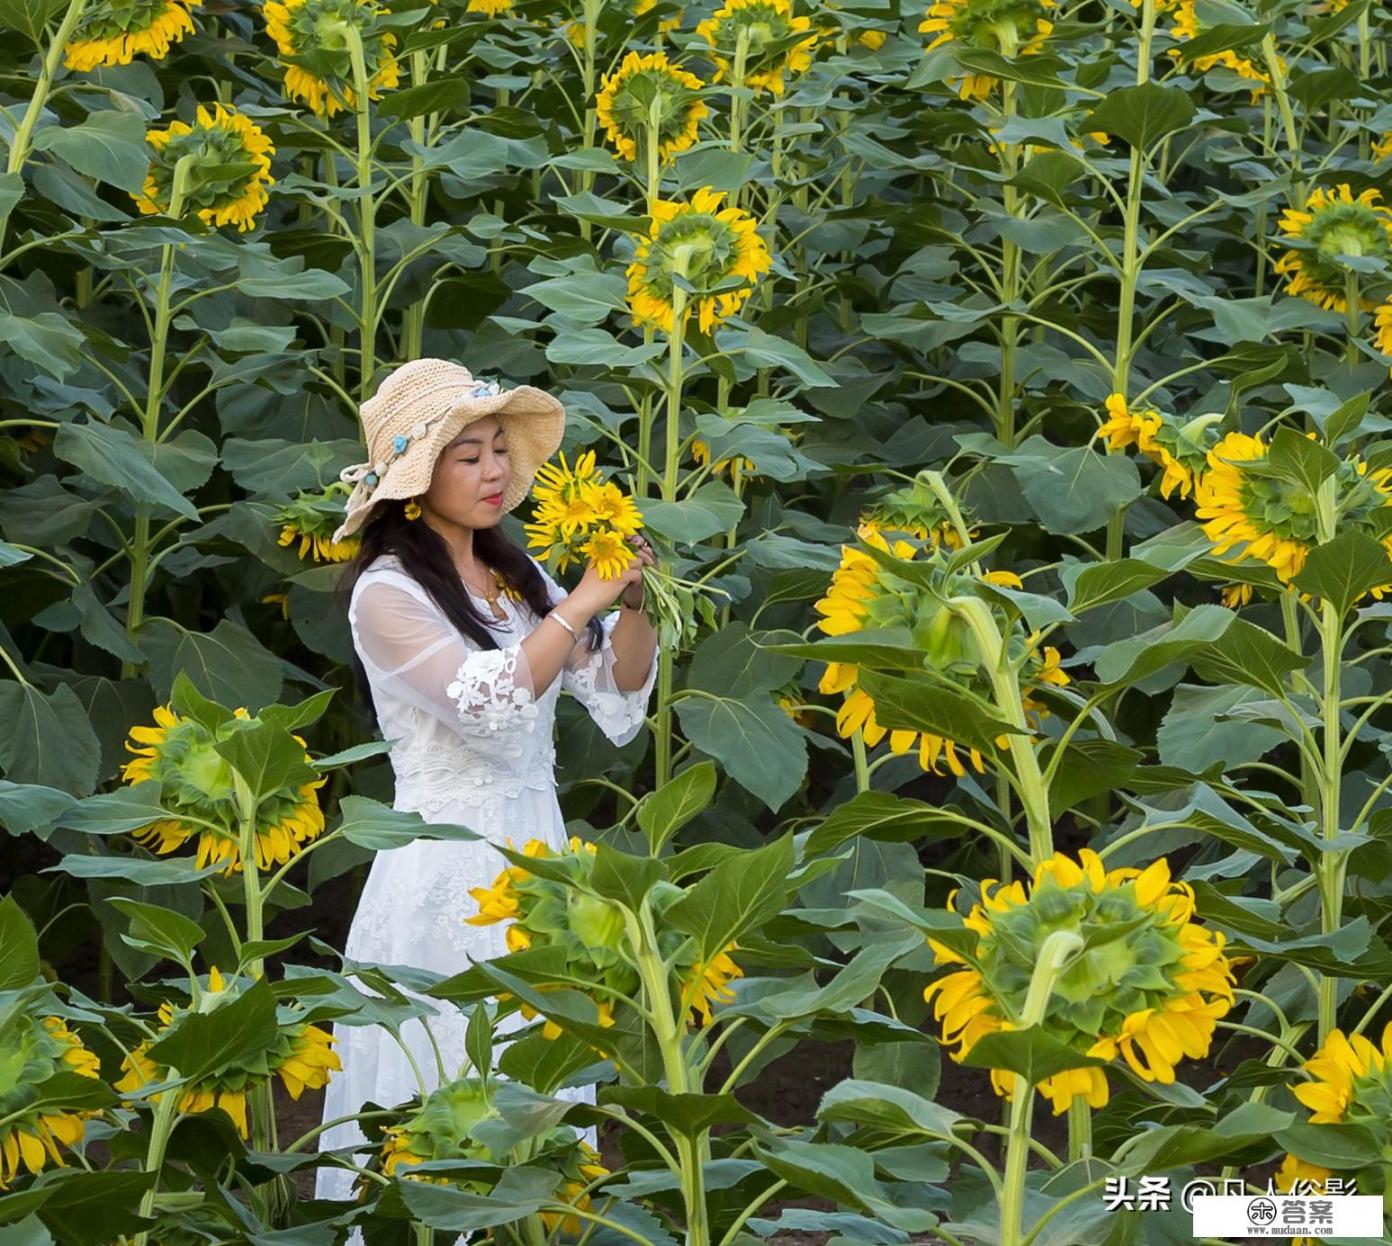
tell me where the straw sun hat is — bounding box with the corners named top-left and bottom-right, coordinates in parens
top-left (332, 358), bottom-right (565, 544)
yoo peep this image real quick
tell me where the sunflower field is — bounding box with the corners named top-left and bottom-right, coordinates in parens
top-left (4, 0), bottom-right (1392, 1241)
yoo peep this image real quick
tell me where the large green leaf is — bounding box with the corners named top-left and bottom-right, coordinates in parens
top-left (110, 898), bottom-right (207, 967)
top-left (961, 1026), bottom-right (1107, 1083)
top-left (1061, 557), bottom-right (1170, 613)
top-left (1190, 616), bottom-right (1307, 697)
top-left (1085, 82), bottom-right (1197, 149)
top-left (32, 111), bottom-right (149, 192)
top-left (666, 834), bottom-right (796, 960)
top-left (30, 1172), bottom-right (154, 1246)
top-left (0, 682), bottom-right (101, 795)
top-left (818, 1078), bottom-right (960, 1136)
top-left (806, 791), bottom-right (969, 856)
top-left (54, 421), bottom-right (199, 521)
top-left (214, 720), bottom-right (319, 805)
top-left (146, 978), bottom-right (279, 1085)
top-left (0, 312), bottom-right (84, 380)
top-left (0, 896), bottom-right (39, 989)
top-left (1093, 605), bottom-right (1235, 685)
top-left (0, 781), bottom-right (76, 837)
top-left (0, 0), bottom-right (66, 43)
top-left (640, 482), bottom-right (745, 545)
top-left (1000, 437), bottom-right (1142, 534)
top-left (140, 618), bottom-right (284, 708)
top-left (674, 692), bottom-right (806, 810)
top-left (1293, 530), bottom-right (1392, 617)
top-left (856, 671), bottom-right (1016, 757)
top-left (636, 761), bottom-right (716, 853)
top-left (335, 795), bottom-right (483, 849)
top-left (687, 623), bottom-right (801, 697)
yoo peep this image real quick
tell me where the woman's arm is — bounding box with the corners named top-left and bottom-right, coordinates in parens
top-left (608, 588), bottom-right (658, 692)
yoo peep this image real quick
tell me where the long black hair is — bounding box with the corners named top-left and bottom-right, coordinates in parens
top-left (337, 500), bottom-right (602, 713)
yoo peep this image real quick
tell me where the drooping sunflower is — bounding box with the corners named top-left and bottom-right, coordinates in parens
top-left (859, 478), bottom-right (969, 548)
top-left (0, 1014), bottom-right (103, 1189)
top-left (1275, 185), bottom-right (1392, 313)
top-left (467, 0), bottom-right (513, 13)
top-left (685, 947), bottom-right (744, 1025)
top-left (117, 969), bottom-right (338, 1138)
top-left (263, 0), bottom-right (400, 118)
top-left (1276, 1025), bottom-right (1392, 1194)
top-left (626, 187), bottom-right (771, 335)
top-left (1219, 583), bottom-right (1254, 609)
top-left (275, 483), bottom-right (360, 564)
top-left (695, 0), bottom-right (820, 97)
top-left (692, 438), bottom-right (755, 477)
top-left (596, 51), bottom-right (709, 165)
top-left (1168, 1), bottom-right (1274, 97)
top-left (918, 0), bottom-right (1055, 101)
top-left (924, 850), bottom-right (1236, 1114)
top-left (1097, 393), bottom-right (1211, 501)
top-left (1374, 300), bottom-right (1392, 364)
top-left (133, 104), bottom-right (275, 233)
top-left (64, 0), bottom-right (202, 71)
top-left (122, 705), bottom-right (327, 874)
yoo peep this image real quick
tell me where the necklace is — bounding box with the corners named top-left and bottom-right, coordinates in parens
top-left (461, 564), bottom-right (502, 605)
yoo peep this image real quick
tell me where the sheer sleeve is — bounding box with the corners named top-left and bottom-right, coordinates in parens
top-left (532, 560), bottom-right (657, 747)
top-left (350, 578), bottom-right (539, 739)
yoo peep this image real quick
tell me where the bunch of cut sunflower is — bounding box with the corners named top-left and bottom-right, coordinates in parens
top-left (469, 838), bottom-right (744, 1040)
top-left (0, 1006), bottom-right (105, 1189)
top-left (374, 1075), bottom-right (608, 1234)
top-left (526, 451), bottom-right (726, 648)
top-left (815, 526), bottom-right (1069, 776)
top-left (116, 968), bottom-right (338, 1137)
top-left (122, 696), bottom-right (327, 875)
top-left (923, 850), bottom-right (1236, 1115)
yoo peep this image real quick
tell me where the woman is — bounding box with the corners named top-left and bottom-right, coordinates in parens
top-left (314, 359), bottom-right (658, 1202)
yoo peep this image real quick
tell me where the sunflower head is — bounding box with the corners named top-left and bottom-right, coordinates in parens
top-left (918, 0), bottom-right (1055, 100)
top-left (597, 51), bottom-right (710, 164)
top-left (681, 945), bottom-right (744, 1026)
top-left (64, 0), bottom-right (202, 71)
top-left (0, 1013), bottom-right (103, 1189)
top-left (379, 1076), bottom-right (500, 1183)
top-left (263, 0), bottom-right (400, 117)
top-left (275, 482), bottom-right (360, 564)
top-left (528, 454), bottom-right (643, 576)
top-left (1168, 1), bottom-right (1275, 98)
top-left (924, 851), bottom-right (1235, 1114)
top-left (1275, 185), bottom-right (1392, 313)
top-left (134, 104), bottom-right (275, 233)
top-left (860, 477), bottom-right (969, 547)
top-left (1098, 394), bottom-right (1213, 501)
top-left (626, 187), bottom-right (772, 335)
top-left (695, 0), bottom-right (820, 96)
top-left (121, 701), bottom-right (328, 875)
top-left (116, 971), bottom-right (339, 1138)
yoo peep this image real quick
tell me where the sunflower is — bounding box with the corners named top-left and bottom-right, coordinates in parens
top-left (684, 947), bottom-right (744, 1025)
top-left (275, 483), bottom-right (360, 564)
top-left (918, 0), bottom-right (1055, 101)
top-left (860, 478), bottom-right (969, 548)
top-left (1277, 1024), bottom-right (1392, 1195)
top-left (1275, 185), bottom-right (1392, 313)
top-left (133, 104), bottom-right (275, 233)
top-left (117, 969), bottom-right (338, 1138)
top-left (527, 452), bottom-right (644, 577)
top-left (585, 481), bottom-right (645, 535)
top-left (122, 704), bottom-right (327, 875)
top-left (1375, 134), bottom-right (1392, 162)
top-left (626, 187), bottom-right (771, 335)
top-left (815, 526), bottom-right (1066, 777)
top-left (1168, 1), bottom-right (1274, 97)
top-left (692, 438), bottom-right (755, 477)
top-left (596, 51), bottom-right (709, 164)
top-left (1096, 393), bottom-right (1209, 501)
top-left (1220, 583), bottom-right (1254, 609)
top-left (263, 0), bottom-right (400, 118)
top-left (467, 0), bottom-right (513, 12)
top-left (582, 529), bottom-right (637, 581)
top-left (1375, 300), bottom-right (1392, 363)
top-left (0, 1015), bottom-right (103, 1189)
top-left (64, 0), bottom-right (202, 71)
top-left (817, 5), bottom-right (890, 50)
top-left (923, 851), bottom-right (1235, 1114)
top-left (695, 0), bottom-right (820, 96)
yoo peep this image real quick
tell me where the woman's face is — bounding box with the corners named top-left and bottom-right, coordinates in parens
top-left (423, 414), bottom-right (511, 529)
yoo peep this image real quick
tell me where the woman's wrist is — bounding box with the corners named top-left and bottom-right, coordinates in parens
top-left (620, 583), bottom-right (645, 610)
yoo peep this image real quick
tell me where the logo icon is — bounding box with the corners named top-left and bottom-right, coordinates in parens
top-left (1246, 1197), bottom-right (1278, 1226)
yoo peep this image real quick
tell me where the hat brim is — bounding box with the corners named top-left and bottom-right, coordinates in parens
top-left (333, 385), bottom-right (565, 542)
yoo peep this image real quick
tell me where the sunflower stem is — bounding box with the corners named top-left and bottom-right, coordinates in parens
top-left (729, 29), bottom-right (749, 160)
top-left (1344, 271), bottom-right (1360, 364)
top-left (1315, 593), bottom-right (1344, 1044)
top-left (133, 1080), bottom-right (181, 1246)
top-left (851, 729), bottom-right (870, 793)
top-left (1066, 1095), bottom-right (1091, 1163)
top-left (403, 47), bottom-right (433, 359)
top-left (0, 0), bottom-right (89, 258)
top-left (1260, 33), bottom-right (1303, 202)
top-left (344, 24), bottom-right (378, 400)
top-left (578, 0), bottom-right (601, 242)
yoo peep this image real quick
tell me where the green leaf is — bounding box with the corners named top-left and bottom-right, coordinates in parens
top-left (214, 720), bottom-right (318, 805)
top-left (545, 327), bottom-right (664, 367)
top-left (1267, 426), bottom-right (1340, 496)
top-left (1275, 1121), bottom-right (1385, 1171)
top-left (397, 1179), bottom-right (545, 1232)
top-left (47, 855), bottom-right (230, 884)
top-left (29, 1172), bottom-right (154, 1246)
top-left (220, 438), bottom-right (363, 500)
top-left (723, 326), bottom-right (836, 388)
top-left (850, 1044), bottom-right (941, 1102)
top-left (519, 272), bottom-right (628, 324)
top-left (856, 671), bottom-right (1017, 757)
top-left (961, 1026), bottom-right (1106, 1083)
top-left (1121, 1104), bottom-right (1295, 1174)
top-left (1157, 684), bottom-right (1283, 771)
top-left (1044, 739), bottom-right (1142, 814)
top-left (54, 421), bottom-right (199, 521)
top-left (0, 781), bottom-right (75, 837)
top-left (640, 482), bottom-right (745, 545)
top-left (750, 937), bottom-right (920, 1020)
top-left (818, 1078), bottom-right (960, 1135)
top-left (335, 795), bottom-right (483, 850)
top-left (667, 834), bottom-right (796, 959)
top-left (674, 692), bottom-right (806, 811)
top-left (599, 1086), bottom-right (755, 1137)
top-left (637, 762), bottom-right (716, 854)
top-left (1062, 558), bottom-right (1171, 613)
top-left (1293, 530), bottom-right (1392, 617)
top-left (952, 48), bottom-right (1072, 91)
top-left (0, 312), bottom-right (84, 380)
top-left (1085, 82), bottom-right (1197, 149)
top-left (0, 0), bottom-right (66, 44)
top-left (806, 791), bottom-right (969, 857)
top-left (377, 77), bottom-right (472, 119)
top-left (1190, 617), bottom-right (1307, 697)
top-left (754, 1139), bottom-right (935, 1232)
top-left (465, 1003), bottom-right (492, 1082)
top-left (52, 782), bottom-right (169, 837)
top-left (0, 682), bottom-right (101, 796)
top-left (141, 618), bottom-right (284, 709)
top-left (1000, 437), bottom-right (1142, 535)
top-left (1321, 390), bottom-right (1370, 447)
top-left (1093, 604), bottom-right (1235, 685)
top-left (32, 111), bottom-right (150, 193)
top-left (0, 897), bottom-right (39, 989)
top-left (109, 898), bottom-right (206, 967)
top-left (589, 844), bottom-right (662, 911)
top-left (146, 978), bottom-right (279, 1086)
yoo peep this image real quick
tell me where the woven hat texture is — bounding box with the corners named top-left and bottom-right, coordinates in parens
top-left (332, 359), bottom-right (565, 543)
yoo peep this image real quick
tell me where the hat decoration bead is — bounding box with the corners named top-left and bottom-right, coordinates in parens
top-left (338, 375), bottom-right (505, 498)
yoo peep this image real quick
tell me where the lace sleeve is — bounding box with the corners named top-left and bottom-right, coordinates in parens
top-left (529, 559), bottom-right (657, 747)
top-left (351, 579), bottom-right (539, 739)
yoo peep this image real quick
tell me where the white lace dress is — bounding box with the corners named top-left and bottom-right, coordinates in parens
top-left (314, 552), bottom-right (656, 1203)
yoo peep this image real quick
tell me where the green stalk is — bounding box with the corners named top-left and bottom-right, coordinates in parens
top-left (994, 26), bottom-right (1021, 450)
top-left (132, 1081), bottom-right (181, 1246)
top-left (403, 47), bottom-right (432, 359)
top-left (577, 0), bottom-right (601, 241)
top-left (1313, 480), bottom-right (1341, 1044)
top-left (344, 25), bottom-right (378, 399)
top-left (122, 156), bottom-right (195, 676)
top-left (851, 730), bottom-right (870, 793)
top-left (728, 29), bottom-right (750, 158)
top-left (1261, 33), bottom-right (1303, 203)
top-left (1344, 272), bottom-right (1360, 365)
top-left (0, 0), bottom-right (90, 258)
top-left (655, 251), bottom-right (692, 787)
top-left (1066, 1095), bottom-right (1091, 1162)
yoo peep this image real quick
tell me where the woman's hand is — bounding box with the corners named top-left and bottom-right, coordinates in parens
top-left (569, 535), bottom-right (655, 615)
top-left (621, 535), bottom-right (657, 609)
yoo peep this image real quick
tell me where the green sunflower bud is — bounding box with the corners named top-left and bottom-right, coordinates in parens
top-left (567, 892), bottom-right (626, 951)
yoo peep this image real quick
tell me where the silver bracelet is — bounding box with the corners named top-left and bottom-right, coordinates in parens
top-left (548, 611), bottom-right (580, 640)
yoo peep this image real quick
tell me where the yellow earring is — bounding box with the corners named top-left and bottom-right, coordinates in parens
top-left (404, 499), bottom-right (422, 521)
